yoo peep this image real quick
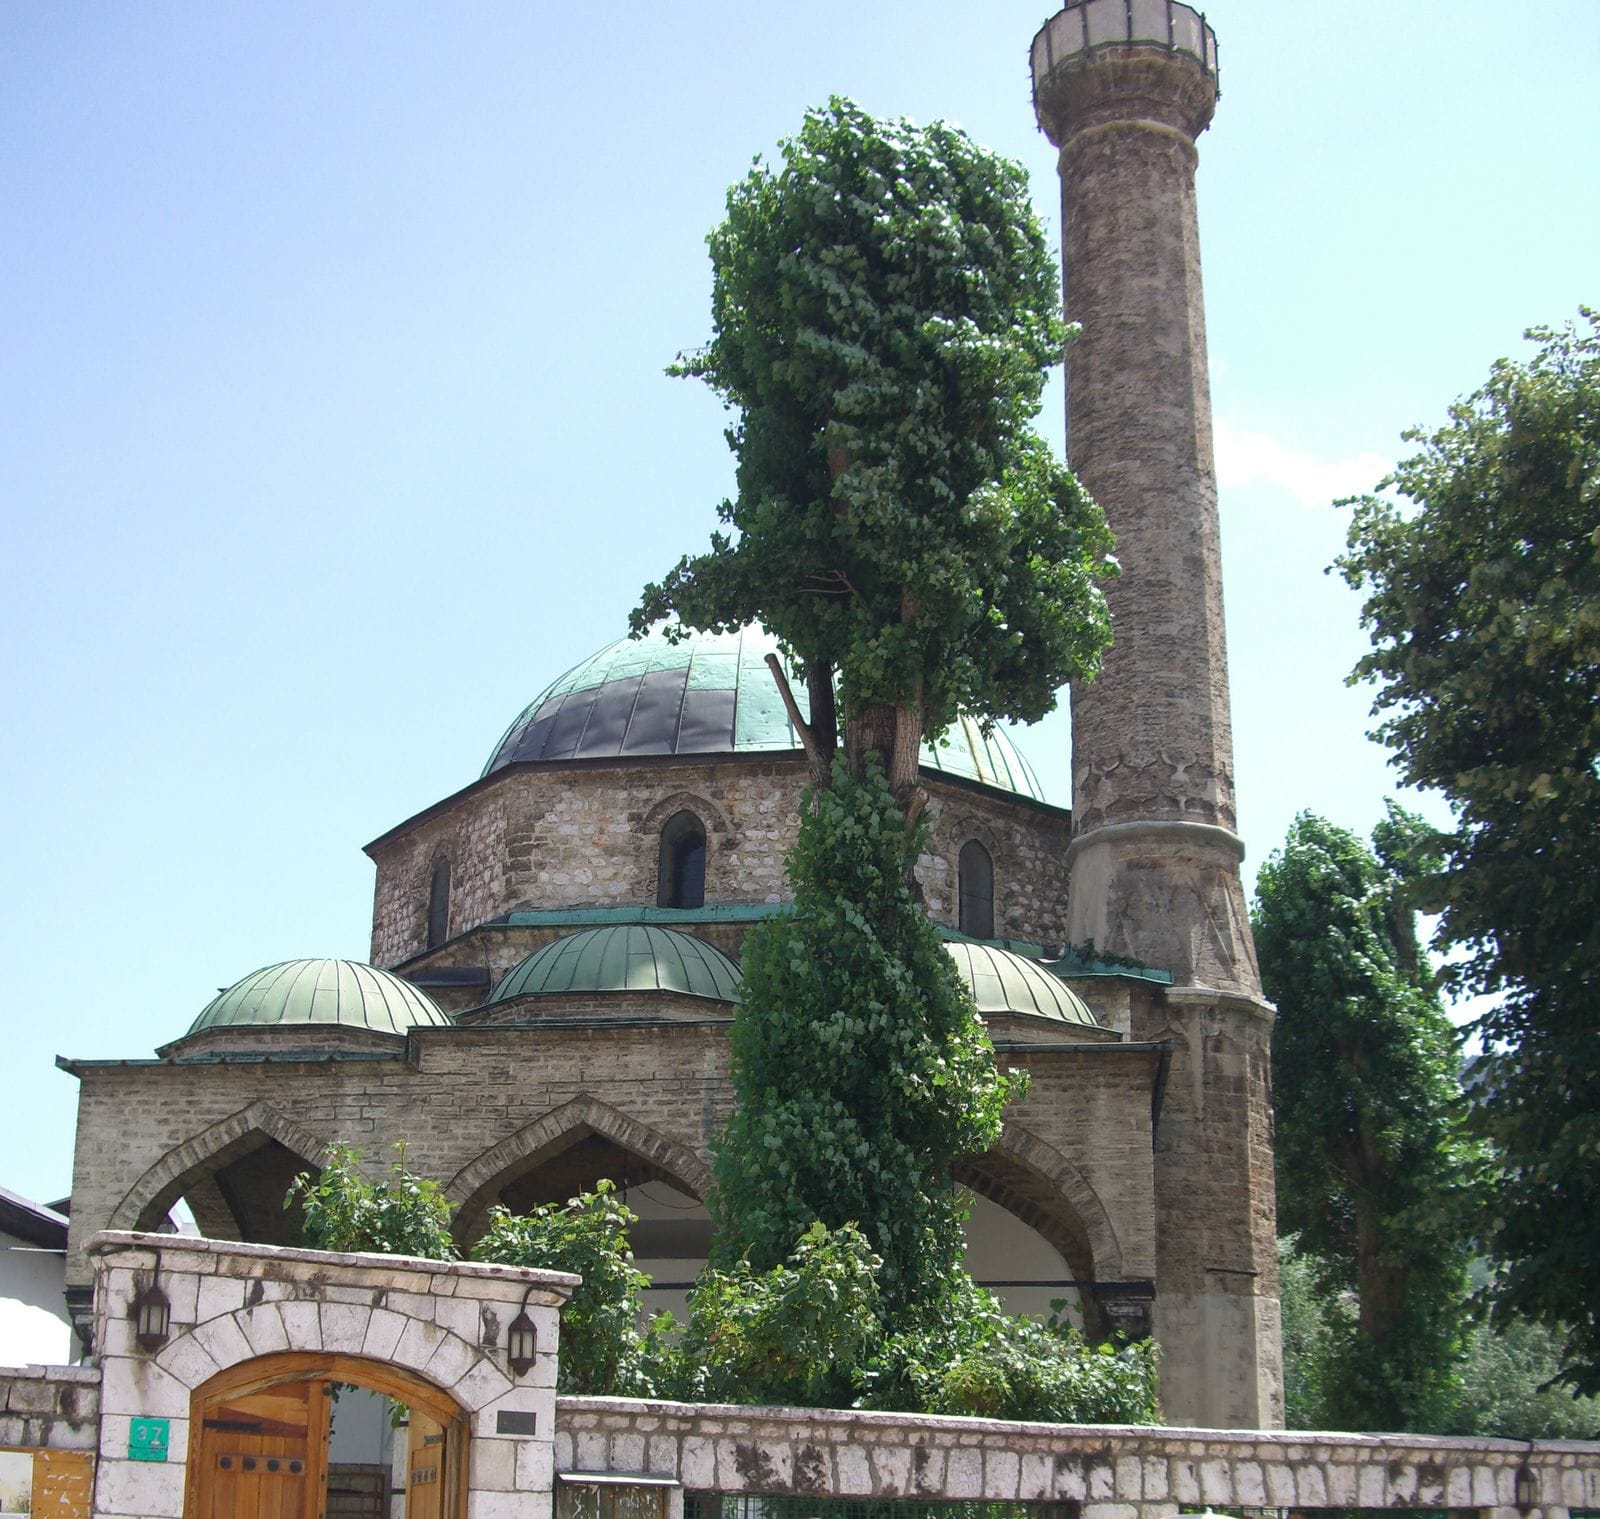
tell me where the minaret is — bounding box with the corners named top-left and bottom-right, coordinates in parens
top-left (1032, 0), bottom-right (1282, 1428)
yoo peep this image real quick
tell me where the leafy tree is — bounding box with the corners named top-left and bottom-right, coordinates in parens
top-left (287, 1149), bottom-right (653, 1396)
top-left (711, 763), bottom-right (1019, 1323)
top-left (669, 1221), bottom-right (885, 1409)
top-left (288, 1143), bottom-right (457, 1260)
top-left (1446, 1316), bottom-right (1600, 1441)
top-left (1276, 1237), bottom-right (1348, 1431)
top-left (1253, 810), bottom-right (1476, 1430)
top-left (635, 97), bottom-right (1113, 815)
top-left (471, 1182), bottom-right (653, 1396)
top-left (1337, 312), bottom-right (1600, 1393)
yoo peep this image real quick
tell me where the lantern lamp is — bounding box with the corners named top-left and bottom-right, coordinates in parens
top-left (507, 1285), bottom-right (537, 1378)
top-left (131, 1257), bottom-right (171, 1352)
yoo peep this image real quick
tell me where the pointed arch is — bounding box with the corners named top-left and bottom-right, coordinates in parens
top-left (109, 1102), bottom-right (332, 1234)
top-left (955, 1123), bottom-right (1127, 1283)
top-left (447, 1094), bottom-right (714, 1241)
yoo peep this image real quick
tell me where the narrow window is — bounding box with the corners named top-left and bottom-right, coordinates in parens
top-left (658, 811), bottom-right (706, 909)
top-left (426, 859), bottom-right (451, 949)
top-left (959, 840), bottom-right (994, 939)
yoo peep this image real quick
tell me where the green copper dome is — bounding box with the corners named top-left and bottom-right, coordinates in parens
top-left (490, 926), bottom-right (743, 1005)
top-left (945, 942), bottom-right (1101, 1027)
top-left (188, 959), bottom-right (451, 1037)
top-left (482, 624), bottom-right (1048, 803)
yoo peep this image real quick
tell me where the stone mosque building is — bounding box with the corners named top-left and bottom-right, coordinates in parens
top-left (55, 1), bottom-right (1283, 1432)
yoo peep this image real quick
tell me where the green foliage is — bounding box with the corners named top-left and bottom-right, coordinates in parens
top-left (635, 97), bottom-right (1113, 784)
top-left (861, 1280), bottom-right (1161, 1425)
top-left (1277, 1237), bottom-right (1349, 1430)
top-left (711, 763), bottom-right (1021, 1322)
top-left (666, 1222), bottom-right (884, 1408)
top-left (1337, 312), bottom-right (1600, 1393)
top-left (471, 1181), bottom-right (652, 1396)
top-left (1446, 1316), bottom-right (1600, 1440)
top-left (287, 1143), bottom-right (458, 1260)
top-left (1254, 811), bottom-right (1476, 1431)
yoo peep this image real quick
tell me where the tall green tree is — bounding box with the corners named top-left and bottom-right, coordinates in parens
top-left (1254, 810), bottom-right (1475, 1431)
top-left (711, 761), bottom-right (1018, 1322)
top-left (1337, 312), bottom-right (1600, 1393)
top-left (634, 98), bottom-right (1113, 819)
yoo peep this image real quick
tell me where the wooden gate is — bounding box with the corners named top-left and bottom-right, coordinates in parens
top-left (185, 1354), bottom-right (466, 1519)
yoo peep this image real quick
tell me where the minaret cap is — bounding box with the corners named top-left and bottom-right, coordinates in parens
top-left (1032, 0), bottom-right (1219, 143)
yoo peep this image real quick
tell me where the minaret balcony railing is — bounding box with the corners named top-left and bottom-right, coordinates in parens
top-left (1031, 0), bottom-right (1219, 93)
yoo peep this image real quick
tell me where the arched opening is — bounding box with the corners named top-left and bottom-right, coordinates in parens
top-left (453, 1117), bottom-right (711, 1317)
top-left (958, 839), bottom-right (995, 939)
top-left (187, 1353), bottom-right (466, 1519)
top-left (426, 859), bottom-right (451, 950)
top-left (656, 810), bottom-right (706, 909)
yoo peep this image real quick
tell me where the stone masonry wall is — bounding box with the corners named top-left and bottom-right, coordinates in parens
top-left (0, 1365), bottom-right (99, 1452)
top-left (65, 1027), bottom-right (1156, 1309)
top-left (368, 759), bottom-right (1073, 972)
top-left (554, 1396), bottom-right (1600, 1519)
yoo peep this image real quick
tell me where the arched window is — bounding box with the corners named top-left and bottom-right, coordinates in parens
top-left (658, 811), bottom-right (706, 909)
top-left (959, 840), bottom-right (994, 939)
top-left (426, 859), bottom-right (451, 949)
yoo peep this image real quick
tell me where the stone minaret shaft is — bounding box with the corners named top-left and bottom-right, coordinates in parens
top-left (1033, 2), bottom-right (1259, 997)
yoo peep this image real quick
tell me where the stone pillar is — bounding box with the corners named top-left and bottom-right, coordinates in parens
top-left (1031, 0), bottom-right (1281, 1427)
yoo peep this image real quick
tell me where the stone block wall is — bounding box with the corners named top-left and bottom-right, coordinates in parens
top-left (367, 759), bottom-right (1073, 972)
top-left (554, 1396), bottom-right (1600, 1519)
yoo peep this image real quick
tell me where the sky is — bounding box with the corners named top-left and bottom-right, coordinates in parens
top-left (2, 1), bottom-right (1596, 1206)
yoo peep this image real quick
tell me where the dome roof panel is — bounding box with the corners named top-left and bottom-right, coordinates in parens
top-left (188, 959), bottom-right (451, 1038)
top-left (483, 624), bottom-right (1049, 803)
top-left (945, 942), bottom-right (1101, 1027)
top-left (490, 925), bottom-right (743, 1005)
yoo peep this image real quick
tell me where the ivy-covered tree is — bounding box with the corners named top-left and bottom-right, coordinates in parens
top-left (711, 762), bottom-right (1019, 1321)
top-left (1337, 312), bottom-right (1600, 1394)
top-left (635, 97), bottom-right (1113, 818)
top-left (1253, 809), bottom-right (1476, 1431)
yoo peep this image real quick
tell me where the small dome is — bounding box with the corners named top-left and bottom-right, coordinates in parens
top-left (483, 624), bottom-right (1048, 803)
top-left (490, 926), bottom-right (742, 1005)
top-left (188, 960), bottom-right (451, 1037)
top-left (946, 942), bottom-right (1101, 1027)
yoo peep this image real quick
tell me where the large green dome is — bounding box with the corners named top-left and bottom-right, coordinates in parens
top-left (187, 959), bottom-right (451, 1037)
top-left (490, 926), bottom-right (743, 1005)
top-left (482, 624), bottom-right (1048, 802)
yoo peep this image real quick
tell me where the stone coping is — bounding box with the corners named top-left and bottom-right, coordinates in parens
top-left (88, 1230), bottom-right (581, 1291)
top-left (556, 1395), bottom-right (1599, 1457)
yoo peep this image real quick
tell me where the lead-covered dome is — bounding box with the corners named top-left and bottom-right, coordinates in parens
top-left (490, 925), bottom-right (743, 1005)
top-left (482, 624), bottom-right (1047, 802)
top-left (186, 959), bottom-right (451, 1037)
top-left (946, 941), bottom-right (1100, 1027)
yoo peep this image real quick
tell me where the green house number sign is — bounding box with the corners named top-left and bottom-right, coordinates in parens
top-left (129, 1417), bottom-right (171, 1462)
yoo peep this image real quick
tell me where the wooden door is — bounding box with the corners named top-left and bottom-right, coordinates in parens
top-left (403, 1410), bottom-right (446, 1519)
top-left (195, 1380), bottom-right (327, 1519)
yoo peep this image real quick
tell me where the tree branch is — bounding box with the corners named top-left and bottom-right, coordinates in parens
top-left (765, 653), bottom-right (832, 788)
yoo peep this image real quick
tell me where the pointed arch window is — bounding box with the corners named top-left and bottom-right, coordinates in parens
top-left (658, 811), bottom-right (707, 909)
top-left (426, 859), bottom-right (451, 949)
top-left (959, 839), bottom-right (995, 940)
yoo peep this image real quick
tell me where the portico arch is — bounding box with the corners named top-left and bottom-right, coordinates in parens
top-left (448, 1094), bottom-right (713, 1241)
top-left (108, 1101), bottom-right (330, 1240)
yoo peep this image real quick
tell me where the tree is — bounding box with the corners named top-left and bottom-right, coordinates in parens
top-left (710, 762), bottom-right (1019, 1321)
top-left (288, 1149), bottom-right (653, 1396)
top-left (1253, 810), bottom-right (1476, 1430)
top-left (634, 97), bottom-right (1113, 819)
top-left (1337, 312), bottom-right (1600, 1394)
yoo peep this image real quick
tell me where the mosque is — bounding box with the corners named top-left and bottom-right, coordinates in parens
top-left (54, 0), bottom-right (1282, 1433)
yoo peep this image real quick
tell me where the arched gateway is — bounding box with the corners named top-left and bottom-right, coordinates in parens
top-left (87, 1233), bottom-right (574, 1519)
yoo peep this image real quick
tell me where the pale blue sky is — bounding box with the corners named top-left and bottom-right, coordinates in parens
top-left (3, 2), bottom-right (1595, 1203)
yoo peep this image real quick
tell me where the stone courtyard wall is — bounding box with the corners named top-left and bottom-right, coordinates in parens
top-left (555, 1396), bottom-right (1600, 1519)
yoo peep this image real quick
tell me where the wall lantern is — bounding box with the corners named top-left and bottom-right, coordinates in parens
top-left (506, 1285), bottom-right (538, 1378)
top-left (131, 1256), bottom-right (171, 1352)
